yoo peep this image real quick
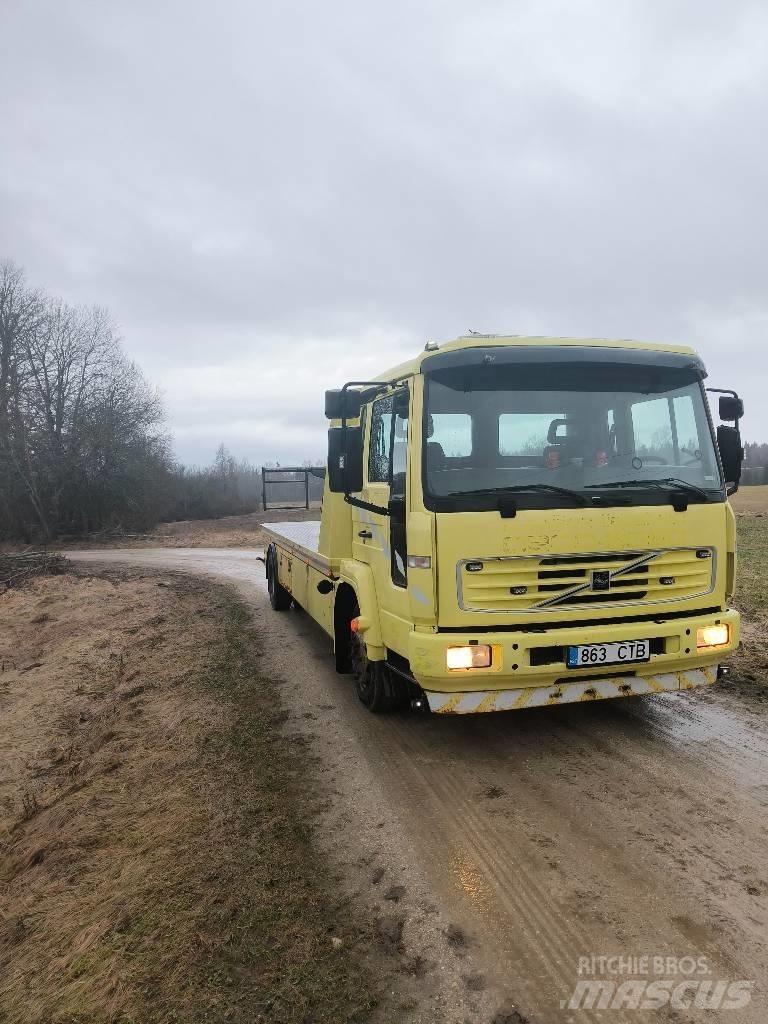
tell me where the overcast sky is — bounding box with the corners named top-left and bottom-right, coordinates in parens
top-left (2, 0), bottom-right (767, 464)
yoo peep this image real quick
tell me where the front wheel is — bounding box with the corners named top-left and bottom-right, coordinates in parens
top-left (349, 604), bottom-right (408, 712)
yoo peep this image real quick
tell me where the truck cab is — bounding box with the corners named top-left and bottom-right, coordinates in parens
top-left (264, 335), bottom-right (743, 714)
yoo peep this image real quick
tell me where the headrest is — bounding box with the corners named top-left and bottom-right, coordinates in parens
top-left (547, 418), bottom-right (568, 443)
top-left (426, 441), bottom-right (446, 468)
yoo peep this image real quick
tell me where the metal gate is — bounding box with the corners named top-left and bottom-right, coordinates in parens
top-left (261, 466), bottom-right (325, 510)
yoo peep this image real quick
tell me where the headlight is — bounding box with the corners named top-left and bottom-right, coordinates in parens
top-left (446, 645), bottom-right (492, 669)
top-left (696, 623), bottom-right (730, 649)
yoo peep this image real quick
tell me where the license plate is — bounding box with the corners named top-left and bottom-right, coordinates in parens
top-left (567, 639), bottom-right (650, 668)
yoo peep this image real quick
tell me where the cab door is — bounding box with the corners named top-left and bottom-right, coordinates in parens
top-left (353, 386), bottom-right (411, 641)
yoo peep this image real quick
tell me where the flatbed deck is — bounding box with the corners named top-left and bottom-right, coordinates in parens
top-left (261, 520), bottom-right (336, 576)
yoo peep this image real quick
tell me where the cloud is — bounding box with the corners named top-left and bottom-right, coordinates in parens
top-left (2, 0), bottom-right (767, 460)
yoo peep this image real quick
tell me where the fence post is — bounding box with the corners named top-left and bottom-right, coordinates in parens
top-left (261, 468), bottom-right (267, 511)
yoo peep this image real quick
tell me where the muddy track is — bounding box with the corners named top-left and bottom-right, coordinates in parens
top-left (69, 549), bottom-right (768, 1023)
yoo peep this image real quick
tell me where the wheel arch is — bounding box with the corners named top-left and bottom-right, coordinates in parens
top-left (333, 582), bottom-right (358, 673)
top-left (333, 561), bottom-right (385, 672)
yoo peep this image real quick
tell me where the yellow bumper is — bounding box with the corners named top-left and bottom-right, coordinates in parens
top-left (427, 665), bottom-right (718, 714)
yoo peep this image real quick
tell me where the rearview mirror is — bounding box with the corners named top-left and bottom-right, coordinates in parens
top-left (327, 427), bottom-right (364, 493)
top-left (719, 396), bottom-right (744, 422)
top-left (717, 425), bottom-right (744, 493)
top-left (325, 389), bottom-right (362, 420)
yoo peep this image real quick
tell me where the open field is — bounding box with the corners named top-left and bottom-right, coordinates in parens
top-left (728, 490), bottom-right (768, 685)
top-left (730, 484), bottom-right (768, 515)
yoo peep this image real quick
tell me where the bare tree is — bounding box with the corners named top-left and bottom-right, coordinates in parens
top-left (0, 261), bottom-right (173, 540)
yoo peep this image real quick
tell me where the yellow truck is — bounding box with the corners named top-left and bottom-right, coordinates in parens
top-left (263, 335), bottom-right (744, 714)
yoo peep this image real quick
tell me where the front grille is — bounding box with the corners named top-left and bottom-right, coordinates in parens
top-left (457, 548), bottom-right (715, 614)
top-left (539, 554), bottom-right (649, 604)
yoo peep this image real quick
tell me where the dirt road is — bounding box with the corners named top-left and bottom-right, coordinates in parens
top-left (70, 548), bottom-right (768, 1023)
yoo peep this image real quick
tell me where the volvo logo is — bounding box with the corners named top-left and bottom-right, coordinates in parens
top-left (591, 569), bottom-right (611, 592)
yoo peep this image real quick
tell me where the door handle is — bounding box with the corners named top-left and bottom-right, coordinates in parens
top-left (357, 529), bottom-right (373, 539)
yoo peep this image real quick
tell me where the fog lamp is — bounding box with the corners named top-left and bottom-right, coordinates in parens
top-left (446, 644), bottom-right (492, 670)
top-left (696, 623), bottom-right (730, 649)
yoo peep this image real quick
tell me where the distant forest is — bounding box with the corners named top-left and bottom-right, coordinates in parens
top-left (745, 442), bottom-right (768, 468)
top-left (1, 260), bottom-right (766, 542)
top-left (0, 261), bottom-right (319, 542)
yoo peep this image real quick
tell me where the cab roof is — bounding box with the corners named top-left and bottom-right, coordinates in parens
top-left (375, 335), bottom-right (699, 383)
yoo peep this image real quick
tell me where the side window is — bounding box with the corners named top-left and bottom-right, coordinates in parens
top-left (368, 395), bottom-right (393, 483)
top-left (391, 408), bottom-right (408, 495)
top-left (606, 408), bottom-right (616, 454)
top-left (428, 413), bottom-right (472, 457)
top-left (631, 397), bottom-right (674, 461)
top-left (391, 395), bottom-right (409, 586)
top-left (673, 395), bottom-right (698, 453)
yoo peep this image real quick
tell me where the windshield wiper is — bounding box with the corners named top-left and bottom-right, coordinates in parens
top-left (448, 483), bottom-right (589, 505)
top-left (584, 478), bottom-right (711, 501)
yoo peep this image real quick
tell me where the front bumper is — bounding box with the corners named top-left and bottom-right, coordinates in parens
top-left (427, 665), bottom-right (719, 714)
top-left (407, 608), bottom-right (739, 713)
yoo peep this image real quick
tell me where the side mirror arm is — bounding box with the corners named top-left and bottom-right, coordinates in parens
top-left (706, 387), bottom-right (744, 429)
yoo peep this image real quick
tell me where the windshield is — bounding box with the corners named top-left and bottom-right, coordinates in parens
top-left (423, 362), bottom-right (723, 509)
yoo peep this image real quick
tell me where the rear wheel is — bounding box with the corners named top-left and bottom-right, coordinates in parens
top-left (267, 545), bottom-right (292, 611)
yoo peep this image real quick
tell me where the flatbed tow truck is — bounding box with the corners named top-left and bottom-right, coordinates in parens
top-left (263, 335), bottom-right (744, 714)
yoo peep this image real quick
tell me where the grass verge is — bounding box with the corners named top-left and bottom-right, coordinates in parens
top-left (0, 571), bottom-right (380, 1024)
top-left (725, 515), bottom-right (768, 695)
top-left (182, 592), bottom-right (381, 1023)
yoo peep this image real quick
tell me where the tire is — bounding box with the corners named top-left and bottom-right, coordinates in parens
top-left (349, 602), bottom-right (408, 712)
top-left (267, 545), bottom-right (292, 611)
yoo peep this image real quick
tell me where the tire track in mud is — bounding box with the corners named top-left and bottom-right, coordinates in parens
top-left (368, 707), bottom-right (764, 1022)
top-left (369, 715), bottom-right (599, 1019)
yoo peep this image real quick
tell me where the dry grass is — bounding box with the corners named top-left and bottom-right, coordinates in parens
top-left (730, 484), bottom-right (768, 515)
top-left (0, 569), bottom-right (380, 1024)
top-left (40, 507), bottom-right (320, 552)
top-left (722, 485), bottom-right (768, 689)
top-left (728, 513), bottom-right (768, 689)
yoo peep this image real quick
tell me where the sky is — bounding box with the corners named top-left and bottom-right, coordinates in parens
top-left (2, 0), bottom-right (767, 465)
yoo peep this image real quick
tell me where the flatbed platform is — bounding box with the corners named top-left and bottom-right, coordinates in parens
top-left (261, 520), bottom-right (336, 576)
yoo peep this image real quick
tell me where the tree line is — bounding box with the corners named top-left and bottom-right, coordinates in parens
top-left (0, 261), bottom-right (319, 542)
top-left (744, 442), bottom-right (768, 469)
